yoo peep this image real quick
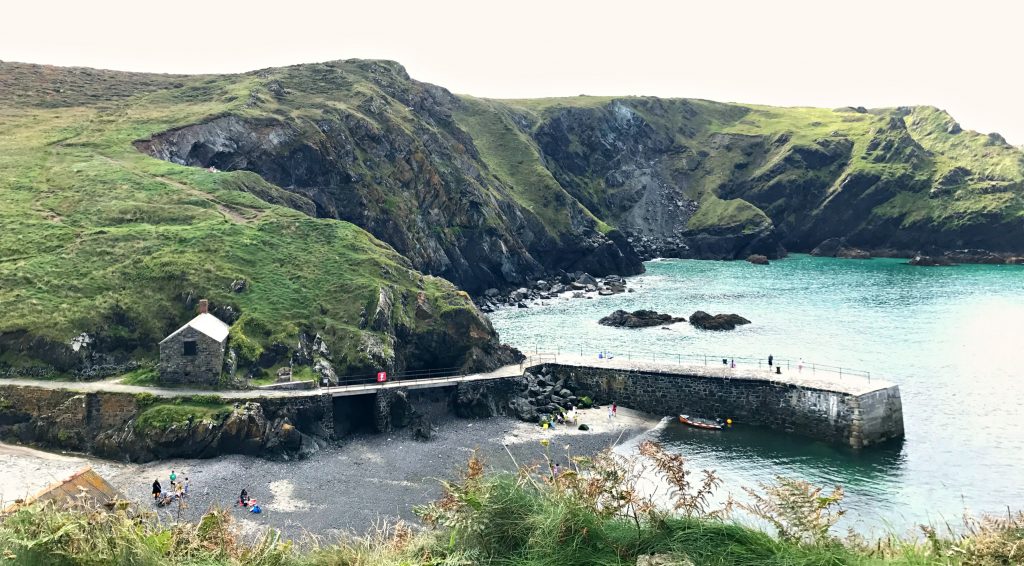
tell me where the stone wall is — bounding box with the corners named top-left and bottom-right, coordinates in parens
top-left (851, 386), bottom-right (905, 447)
top-left (540, 364), bottom-right (903, 448)
top-left (158, 327), bottom-right (224, 386)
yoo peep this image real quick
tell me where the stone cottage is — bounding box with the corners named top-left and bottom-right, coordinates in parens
top-left (158, 299), bottom-right (230, 385)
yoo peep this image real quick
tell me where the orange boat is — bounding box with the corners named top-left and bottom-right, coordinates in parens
top-left (678, 414), bottom-right (725, 430)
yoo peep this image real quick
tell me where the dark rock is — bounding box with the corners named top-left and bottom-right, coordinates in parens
top-left (578, 424), bottom-right (590, 431)
top-left (945, 249), bottom-right (1005, 264)
top-left (810, 237), bottom-right (845, 257)
top-left (837, 247), bottom-right (871, 259)
top-left (411, 414), bottom-right (432, 440)
top-left (746, 254), bottom-right (769, 265)
top-left (599, 309), bottom-right (685, 328)
top-left (909, 254), bottom-right (955, 266)
top-left (689, 311), bottom-right (751, 331)
top-left (577, 273), bottom-right (598, 286)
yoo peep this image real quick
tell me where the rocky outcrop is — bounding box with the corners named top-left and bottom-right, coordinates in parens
top-left (474, 272), bottom-right (632, 312)
top-left (598, 310), bottom-right (685, 328)
top-left (0, 386), bottom-right (332, 462)
top-left (909, 255), bottom-right (956, 266)
top-left (811, 237), bottom-right (870, 259)
top-left (689, 311), bottom-right (751, 331)
top-left (746, 254), bottom-right (769, 265)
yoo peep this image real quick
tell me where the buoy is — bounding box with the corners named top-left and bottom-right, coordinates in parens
top-left (726, 418), bottom-right (733, 425)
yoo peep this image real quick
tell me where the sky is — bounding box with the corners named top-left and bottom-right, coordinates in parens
top-left (3, 0), bottom-right (1022, 144)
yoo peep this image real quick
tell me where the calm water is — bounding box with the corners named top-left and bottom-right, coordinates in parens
top-left (489, 255), bottom-right (1024, 534)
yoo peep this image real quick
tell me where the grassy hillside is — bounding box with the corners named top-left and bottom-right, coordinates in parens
top-left (0, 62), bottom-right (501, 379)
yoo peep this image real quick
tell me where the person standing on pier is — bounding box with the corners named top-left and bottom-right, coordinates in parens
top-left (768, 354), bottom-right (774, 367)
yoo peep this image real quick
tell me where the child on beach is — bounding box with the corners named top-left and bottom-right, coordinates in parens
top-left (612, 402), bottom-right (617, 417)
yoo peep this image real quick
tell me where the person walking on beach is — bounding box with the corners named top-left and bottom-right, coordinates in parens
top-left (730, 359), bottom-right (736, 369)
top-left (152, 479), bottom-right (161, 500)
top-left (183, 477), bottom-right (190, 497)
top-left (607, 406), bottom-right (613, 420)
top-left (169, 469), bottom-right (177, 486)
top-left (768, 354), bottom-right (773, 367)
top-left (798, 358), bottom-right (804, 373)
top-left (612, 402), bottom-right (617, 417)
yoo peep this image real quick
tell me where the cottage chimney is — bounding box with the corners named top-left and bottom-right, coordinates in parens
top-left (198, 299), bottom-right (209, 314)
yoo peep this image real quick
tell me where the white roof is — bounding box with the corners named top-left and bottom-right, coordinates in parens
top-left (160, 312), bottom-right (230, 344)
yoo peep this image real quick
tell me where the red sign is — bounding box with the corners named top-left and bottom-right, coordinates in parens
top-left (376, 371), bottom-right (387, 383)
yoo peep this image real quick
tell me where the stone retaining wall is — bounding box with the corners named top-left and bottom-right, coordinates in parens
top-left (539, 364), bottom-right (903, 448)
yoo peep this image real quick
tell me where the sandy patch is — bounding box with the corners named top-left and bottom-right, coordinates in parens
top-left (267, 480), bottom-right (313, 512)
top-left (0, 443), bottom-right (93, 507)
top-left (501, 407), bottom-right (664, 446)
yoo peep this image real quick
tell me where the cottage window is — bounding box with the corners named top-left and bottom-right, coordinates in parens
top-left (183, 340), bottom-right (198, 356)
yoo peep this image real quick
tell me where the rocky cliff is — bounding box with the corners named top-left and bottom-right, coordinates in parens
top-left (134, 61), bottom-right (643, 293)
top-left (134, 62), bottom-right (1024, 268)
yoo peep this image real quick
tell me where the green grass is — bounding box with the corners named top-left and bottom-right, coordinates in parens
top-left (687, 194), bottom-right (771, 233)
top-left (133, 401), bottom-right (232, 431)
top-left (119, 367), bottom-right (158, 386)
top-left (453, 96), bottom-right (610, 235)
top-left (0, 61), bottom-right (486, 378)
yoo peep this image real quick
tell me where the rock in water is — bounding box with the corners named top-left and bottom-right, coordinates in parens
top-left (689, 310), bottom-right (751, 331)
top-left (746, 254), bottom-right (769, 265)
top-left (837, 247), bottom-right (871, 259)
top-left (909, 254), bottom-right (955, 266)
top-left (811, 237), bottom-right (870, 259)
top-left (598, 309), bottom-right (685, 328)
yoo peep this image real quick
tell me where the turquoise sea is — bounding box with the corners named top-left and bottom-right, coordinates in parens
top-left (489, 255), bottom-right (1024, 534)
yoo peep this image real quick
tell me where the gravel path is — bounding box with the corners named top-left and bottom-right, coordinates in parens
top-left (4, 409), bottom-right (662, 541)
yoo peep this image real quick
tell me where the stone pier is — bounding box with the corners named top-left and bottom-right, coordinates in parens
top-left (535, 356), bottom-right (903, 448)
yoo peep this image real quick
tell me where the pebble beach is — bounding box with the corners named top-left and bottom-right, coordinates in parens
top-left (1, 407), bottom-right (663, 541)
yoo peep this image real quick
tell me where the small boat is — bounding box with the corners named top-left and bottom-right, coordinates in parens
top-left (678, 414), bottom-right (725, 430)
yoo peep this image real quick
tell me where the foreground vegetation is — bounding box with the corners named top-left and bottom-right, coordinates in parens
top-left (3, 443), bottom-right (1021, 565)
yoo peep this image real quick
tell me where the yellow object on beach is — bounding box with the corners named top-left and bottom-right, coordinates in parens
top-left (542, 423), bottom-right (548, 430)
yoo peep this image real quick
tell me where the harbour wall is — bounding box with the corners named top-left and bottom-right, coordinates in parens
top-left (540, 362), bottom-right (904, 448)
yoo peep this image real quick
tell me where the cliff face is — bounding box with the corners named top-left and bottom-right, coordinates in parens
top-left (509, 100), bottom-right (1024, 259)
